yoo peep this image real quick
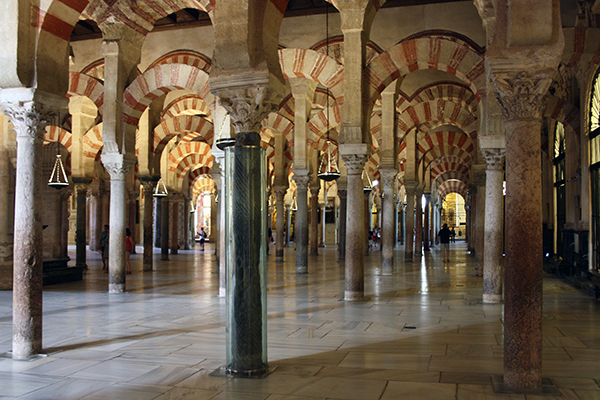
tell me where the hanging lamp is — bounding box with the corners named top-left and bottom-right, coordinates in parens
top-left (363, 170), bottom-right (373, 194)
top-left (48, 153), bottom-right (69, 189)
top-left (153, 178), bottom-right (168, 197)
top-left (190, 198), bottom-right (196, 213)
top-left (317, 1), bottom-right (341, 183)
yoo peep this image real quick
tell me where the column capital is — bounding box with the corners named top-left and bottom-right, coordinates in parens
top-left (214, 84), bottom-right (278, 134)
top-left (72, 177), bottom-right (93, 192)
top-left (337, 188), bottom-right (348, 198)
top-left (404, 181), bottom-right (418, 196)
top-left (294, 174), bottom-right (310, 190)
top-left (482, 148), bottom-right (506, 171)
top-left (379, 168), bottom-right (397, 193)
top-left (489, 70), bottom-right (554, 121)
top-left (101, 153), bottom-right (136, 181)
top-left (139, 175), bottom-right (160, 191)
top-left (340, 153), bottom-right (368, 176)
top-left (273, 186), bottom-right (287, 201)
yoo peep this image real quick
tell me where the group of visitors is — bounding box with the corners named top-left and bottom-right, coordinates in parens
top-left (98, 224), bottom-right (133, 274)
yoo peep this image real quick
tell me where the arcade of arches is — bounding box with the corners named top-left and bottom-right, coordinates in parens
top-left (0, 0), bottom-right (600, 397)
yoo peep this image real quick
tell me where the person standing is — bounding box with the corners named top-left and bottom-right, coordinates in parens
top-left (125, 228), bottom-right (133, 275)
top-left (199, 227), bottom-right (207, 251)
top-left (437, 223), bottom-right (451, 263)
top-left (450, 227), bottom-right (456, 243)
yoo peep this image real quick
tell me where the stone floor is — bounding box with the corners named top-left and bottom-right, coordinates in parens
top-left (0, 241), bottom-right (599, 399)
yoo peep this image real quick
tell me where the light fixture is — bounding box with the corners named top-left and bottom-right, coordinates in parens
top-left (48, 153), bottom-right (69, 189)
top-left (291, 195), bottom-right (298, 211)
top-left (153, 178), bottom-right (168, 197)
top-left (362, 170), bottom-right (373, 194)
top-left (317, 1), bottom-right (340, 183)
top-left (190, 198), bottom-right (196, 213)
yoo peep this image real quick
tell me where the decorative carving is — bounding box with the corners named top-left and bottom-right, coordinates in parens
top-left (1, 102), bottom-right (56, 143)
top-left (379, 169), bottom-right (397, 194)
top-left (337, 189), bottom-right (347, 199)
top-left (103, 161), bottom-right (135, 181)
top-left (218, 86), bottom-right (277, 134)
top-left (341, 153), bottom-right (368, 175)
top-left (482, 148), bottom-right (506, 171)
top-left (294, 174), bottom-right (310, 190)
top-left (492, 71), bottom-right (553, 120)
top-left (273, 187), bottom-right (287, 202)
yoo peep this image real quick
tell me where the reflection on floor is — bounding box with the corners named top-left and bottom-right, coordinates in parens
top-left (0, 242), bottom-right (599, 399)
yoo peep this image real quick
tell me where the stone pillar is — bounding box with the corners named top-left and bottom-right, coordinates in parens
top-left (472, 166), bottom-right (486, 263)
top-left (364, 188), bottom-right (371, 256)
top-left (140, 178), bottom-right (157, 271)
top-left (102, 154), bottom-right (135, 293)
top-left (212, 161), bottom-right (226, 297)
top-left (415, 187), bottom-right (423, 257)
top-left (423, 194), bottom-right (431, 252)
top-left (285, 203), bottom-right (291, 247)
top-left (1, 94), bottom-right (65, 358)
top-left (160, 196), bottom-right (169, 261)
top-left (170, 197), bottom-right (179, 255)
top-left (489, 67), bottom-right (561, 391)
top-left (380, 170), bottom-right (396, 275)
top-left (309, 188), bottom-right (319, 256)
top-left (482, 149), bottom-right (506, 303)
top-left (73, 178), bottom-right (92, 269)
top-left (341, 150), bottom-right (368, 301)
top-left (294, 174), bottom-right (309, 274)
top-left (274, 187), bottom-right (286, 261)
top-left (405, 184), bottom-right (416, 262)
top-left (88, 182), bottom-right (102, 252)
top-left (338, 188), bottom-right (347, 261)
top-left (128, 190), bottom-right (138, 254)
top-left (183, 197), bottom-right (191, 251)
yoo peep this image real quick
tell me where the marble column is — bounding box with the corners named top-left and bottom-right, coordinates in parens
top-left (170, 197), bottom-right (179, 255)
top-left (274, 187), bottom-right (286, 261)
top-left (88, 182), bottom-right (102, 252)
top-left (489, 68), bottom-right (559, 390)
top-left (128, 191), bottom-right (138, 254)
top-left (102, 154), bottom-right (135, 293)
top-left (285, 203), bottom-right (291, 247)
top-left (405, 184), bottom-right (416, 262)
top-left (309, 189), bottom-right (319, 256)
top-left (423, 194), bottom-right (431, 252)
top-left (140, 178), bottom-right (157, 271)
top-left (482, 149), bottom-right (505, 303)
top-left (338, 188), bottom-right (347, 261)
top-left (380, 170), bottom-right (396, 275)
top-left (364, 188), bottom-right (371, 256)
top-left (73, 178), bottom-right (92, 269)
top-left (341, 151), bottom-right (368, 301)
top-left (294, 174), bottom-right (310, 274)
top-left (1, 95), bottom-right (65, 358)
top-left (212, 162), bottom-right (226, 297)
top-left (160, 196), bottom-right (169, 261)
top-left (415, 188), bottom-right (423, 257)
top-left (184, 197), bottom-right (191, 251)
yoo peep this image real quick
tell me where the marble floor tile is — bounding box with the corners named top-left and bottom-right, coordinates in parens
top-left (291, 376), bottom-right (387, 400)
top-left (381, 381), bottom-right (456, 400)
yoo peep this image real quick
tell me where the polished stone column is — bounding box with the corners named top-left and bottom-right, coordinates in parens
top-left (184, 197), bottom-right (191, 250)
top-left (363, 188), bottom-right (371, 256)
top-left (274, 187), bottom-right (286, 261)
top-left (341, 151), bottom-right (368, 301)
top-left (489, 66), bottom-right (558, 390)
top-left (2, 96), bottom-right (63, 358)
top-left (423, 194), bottom-right (431, 252)
top-left (380, 170), bottom-right (396, 275)
top-left (212, 162), bottom-right (226, 297)
top-left (482, 149), bottom-right (505, 303)
top-left (170, 197), bottom-right (179, 255)
top-left (294, 174), bottom-right (310, 274)
top-left (404, 184), bottom-right (416, 262)
top-left (102, 154), bottom-right (135, 293)
top-left (73, 178), bottom-right (92, 268)
top-left (128, 191), bottom-right (138, 254)
top-left (309, 189), bottom-right (319, 256)
top-left (415, 188), bottom-right (423, 257)
top-left (337, 188), bottom-right (347, 261)
top-left (160, 196), bottom-right (169, 261)
top-left (140, 178), bottom-right (157, 271)
top-left (88, 182), bottom-right (102, 252)
top-left (285, 203), bottom-right (291, 247)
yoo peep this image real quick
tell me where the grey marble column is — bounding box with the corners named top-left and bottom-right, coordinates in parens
top-left (102, 154), bottom-right (135, 293)
top-left (160, 196), bottom-right (169, 261)
top-left (2, 97), bottom-right (63, 358)
top-left (274, 187), bottom-right (286, 261)
top-left (285, 203), bottom-right (291, 247)
top-left (341, 153), bottom-right (368, 301)
top-left (423, 194), bottom-right (431, 252)
top-left (309, 190), bottom-right (319, 256)
top-left (380, 170), bottom-right (396, 275)
top-left (140, 178), bottom-right (157, 271)
top-left (364, 189), bottom-right (371, 256)
top-left (170, 198), bottom-right (179, 255)
top-left (212, 163), bottom-right (226, 297)
top-left (294, 174), bottom-right (310, 274)
top-left (415, 188), bottom-right (423, 257)
top-left (128, 191), bottom-right (138, 254)
top-left (482, 149), bottom-right (505, 303)
top-left (404, 185), bottom-right (416, 262)
top-left (88, 182), bottom-right (102, 252)
top-left (73, 179), bottom-right (92, 269)
top-left (337, 189), bottom-right (347, 261)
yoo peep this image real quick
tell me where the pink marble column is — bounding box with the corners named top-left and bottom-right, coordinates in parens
top-left (482, 149), bottom-right (505, 303)
top-left (380, 170), bottom-right (396, 275)
top-left (341, 153), bottom-right (367, 301)
top-left (2, 96), bottom-right (63, 359)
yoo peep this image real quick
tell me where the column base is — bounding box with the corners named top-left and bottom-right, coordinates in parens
top-left (343, 291), bottom-right (366, 302)
top-left (0, 351), bottom-right (48, 361)
top-left (482, 294), bottom-right (503, 304)
top-left (276, 256), bottom-right (283, 262)
top-left (109, 283), bottom-right (125, 293)
top-left (492, 376), bottom-right (559, 396)
top-left (143, 265), bottom-right (152, 272)
top-left (296, 267), bottom-right (307, 274)
top-left (160, 255), bottom-right (169, 261)
top-left (210, 365), bottom-right (276, 379)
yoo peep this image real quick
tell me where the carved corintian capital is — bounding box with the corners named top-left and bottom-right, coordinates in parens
top-left (341, 153), bottom-right (368, 176)
top-left (379, 169), bottom-right (397, 194)
top-left (294, 174), bottom-right (310, 190)
top-left (101, 153), bottom-right (136, 181)
top-left (482, 148), bottom-right (506, 171)
top-left (491, 71), bottom-right (553, 121)
top-left (217, 86), bottom-right (277, 134)
top-left (1, 102), bottom-right (56, 143)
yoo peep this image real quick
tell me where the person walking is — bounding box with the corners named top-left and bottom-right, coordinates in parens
top-left (437, 223), bottom-right (451, 263)
top-left (199, 227), bottom-right (207, 251)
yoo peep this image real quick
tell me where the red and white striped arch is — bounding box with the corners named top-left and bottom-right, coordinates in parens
top-left (192, 177), bottom-right (215, 197)
top-left (365, 30), bottom-right (486, 107)
top-left (153, 115), bottom-right (214, 154)
top-left (68, 72), bottom-right (104, 116)
top-left (123, 64), bottom-right (211, 128)
top-left (168, 141), bottom-right (213, 178)
top-left (187, 166), bottom-right (213, 189)
top-left (397, 81), bottom-right (478, 116)
top-left (396, 100), bottom-right (478, 139)
top-left (82, 124), bottom-right (103, 160)
top-left (311, 36), bottom-right (384, 66)
top-left (261, 113), bottom-right (295, 146)
top-left (433, 170), bottom-right (469, 186)
top-left (147, 50), bottom-right (212, 73)
top-left (307, 105), bottom-right (341, 146)
top-left (437, 179), bottom-right (468, 199)
top-left (430, 157), bottom-right (471, 179)
top-left (44, 126), bottom-right (72, 151)
top-left (418, 130), bottom-right (474, 167)
top-left (279, 48), bottom-right (345, 105)
top-left (162, 94), bottom-right (213, 120)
